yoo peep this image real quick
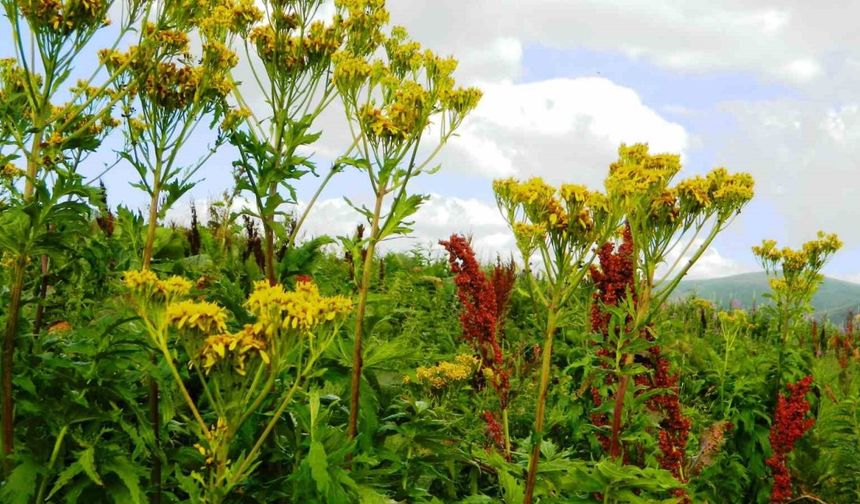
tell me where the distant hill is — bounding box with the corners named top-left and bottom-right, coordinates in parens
top-left (671, 272), bottom-right (860, 322)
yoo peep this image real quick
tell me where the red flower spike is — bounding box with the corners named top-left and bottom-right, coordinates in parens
top-left (441, 235), bottom-right (512, 448)
top-left (766, 375), bottom-right (815, 503)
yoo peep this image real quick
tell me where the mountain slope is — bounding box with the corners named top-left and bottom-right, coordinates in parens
top-left (671, 272), bottom-right (860, 322)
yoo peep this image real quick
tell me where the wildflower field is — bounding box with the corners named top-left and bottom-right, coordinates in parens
top-left (1, 1), bottom-right (859, 503)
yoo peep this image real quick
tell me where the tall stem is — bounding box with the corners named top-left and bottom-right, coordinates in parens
top-left (141, 165), bottom-right (162, 501)
top-left (523, 306), bottom-right (559, 504)
top-left (1, 125), bottom-right (43, 471)
top-left (142, 177), bottom-right (161, 269)
top-left (34, 425), bottom-right (68, 504)
top-left (263, 215), bottom-right (276, 285)
top-left (1, 257), bottom-right (26, 469)
top-left (347, 187), bottom-right (385, 441)
top-left (609, 373), bottom-right (630, 459)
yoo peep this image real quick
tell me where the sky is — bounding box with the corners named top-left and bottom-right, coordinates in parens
top-left (4, 1), bottom-right (860, 281)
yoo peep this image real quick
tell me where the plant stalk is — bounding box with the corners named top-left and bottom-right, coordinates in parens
top-left (347, 187), bottom-right (385, 441)
top-left (523, 307), bottom-right (559, 504)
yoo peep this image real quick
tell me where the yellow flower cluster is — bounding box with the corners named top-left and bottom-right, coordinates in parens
top-left (199, 0), bottom-right (262, 37)
top-left (1, 164), bottom-right (25, 181)
top-left (335, 23), bottom-right (480, 147)
top-left (337, 0), bottom-right (389, 53)
top-left (691, 298), bottom-right (715, 312)
top-left (199, 325), bottom-right (269, 375)
top-left (100, 23), bottom-right (236, 113)
top-left (167, 300), bottom-right (228, 334)
top-left (717, 308), bottom-right (749, 328)
top-left (414, 354), bottom-right (480, 389)
top-left (606, 144), bottom-right (681, 201)
top-left (246, 280), bottom-right (352, 335)
top-left (122, 269), bottom-right (159, 292)
top-left (332, 51), bottom-right (372, 94)
top-left (606, 144), bottom-right (755, 226)
top-left (493, 177), bottom-right (603, 246)
top-left (250, 17), bottom-right (343, 76)
top-left (122, 270), bottom-right (193, 300)
top-left (752, 231), bottom-right (842, 277)
top-left (19, 0), bottom-right (110, 35)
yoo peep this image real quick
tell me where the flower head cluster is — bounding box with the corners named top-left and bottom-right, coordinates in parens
top-left (753, 232), bottom-right (842, 311)
top-left (414, 354), bottom-right (480, 389)
top-left (123, 269), bottom-right (193, 301)
top-left (100, 22), bottom-right (237, 114)
top-left (334, 23), bottom-right (480, 150)
top-left (493, 177), bottom-right (606, 254)
top-left (1, 163), bottom-right (25, 182)
top-left (246, 280), bottom-right (352, 335)
top-left (167, 300), bottom-right (228, 334)
top-left (766, 375), bottom-right (815, 503)
top-left (336, 0), bottom-right (389, 54)
top-left (19, 0), bottom-right (110, 35)
top-left (606, 144), bottom-right (754, 230)
top-left (199, 325), bottom-right (269, 376)
top-left (250, 17), bottom-right (343, 77)
top-left (198, 0), bottom-right (262, 37)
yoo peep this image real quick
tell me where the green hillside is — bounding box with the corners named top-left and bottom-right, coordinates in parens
top-left (671, 272), bottom-right (860, 322)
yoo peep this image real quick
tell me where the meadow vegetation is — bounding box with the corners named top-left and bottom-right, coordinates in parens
top-left (0, 1), bottom-right (857, 502)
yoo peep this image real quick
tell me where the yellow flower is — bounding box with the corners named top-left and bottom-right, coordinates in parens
top-left (512, 222), bottom-right (545, 257)
top-left (123, 269), bottom-right (159, 293)
top-left (199, 325), bottom-right (269, 375)
top-left (157, 276), bottom-right (193, 299)
top-left (246, 280), bottom-right (352, 335)
top-left (167, 300), bottom-right (228, 334)
top-left (415, 354), bottom-right (479, 389)
top-left (1, 164), bottom-right (25, 181)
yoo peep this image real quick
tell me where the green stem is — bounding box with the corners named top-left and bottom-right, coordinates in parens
top-left (159, 343), bottom-right (209, 435)
top-left (347, 185), bottom-right (386, 441)
top-left (523, 304), bottom-right (560, 504)
top-left (34, 425), bottom-right (68, 504)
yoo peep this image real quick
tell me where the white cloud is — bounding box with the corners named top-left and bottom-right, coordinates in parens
top-left (716, 100), bottom-right (860, 245)
top-left (385, 1), bottom-right (839, 86)
top-left (296, 194), bottom-right (513, 260)
top-left (446, 77), bottom-right (688, 185)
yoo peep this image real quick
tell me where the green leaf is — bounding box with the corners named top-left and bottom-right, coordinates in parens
top-left (47, 462), bottom-right (83, 500)
top-left (498, 471), bottom-right (524, 504)
top-left (106, 456), bottom-right (143, 504)
top-left (308, 440), bottom-right (331, 495)
top-left (0, 458), bottom-right (40, 504)
top-left (79, 446), bottom-right (104, 486)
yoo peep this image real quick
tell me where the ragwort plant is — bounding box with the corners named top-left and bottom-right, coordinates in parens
top-left (591, 145), bottom-right (754, 490)
top-left (123, 270), bottom-right (350, 502)
top-left (494, 143), bottom-right (755, 503)
top-left (753, 231), bottom-right (842, 383)
top-left (0, 0), bottom-right (147, 468)
top-left (333, 22), bottom-right (481, 442)
top-left (493, 174), bottom-right (619, 503)
top-left (228, 0), bottom-right (388, 284)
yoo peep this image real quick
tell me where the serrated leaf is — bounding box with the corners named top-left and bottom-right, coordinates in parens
top-left (47, 461), bottom-right (83, 500)
top-left (107, 456), bottom-right (143, 504)
top-left (308, 440), bottom-right (331, 495)
top-left (79, 446), bottom-right (103, 486)
top-left (0, 457), bottom-right (40, 504)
